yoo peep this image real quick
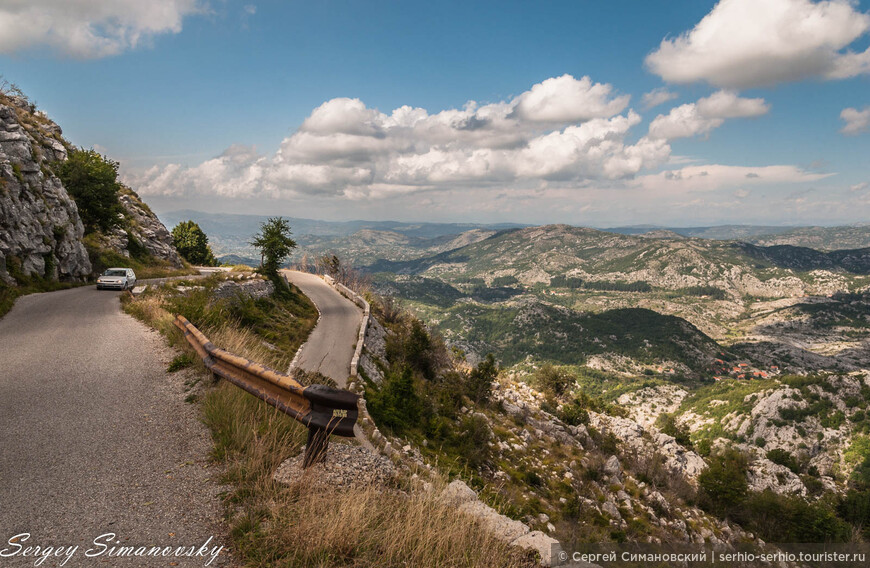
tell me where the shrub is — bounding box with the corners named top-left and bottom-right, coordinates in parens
top-left (455, 414), bottom-right (492, 468)
top-left (167, 352), bottom-right (195, 372)
top-left (367, 365), bottom-right (421, 434)
top-left (658, 413), bottom-right (693, 450)
top-left (534, 364), bottom-right (574, 397)
top-left (559, 403), bottom-right (589, 426)
top-left (738, 491), bottom-right (850, 543)
top-left (766, 448), bottom-right (801, 474)
top-left (698, 447), bottom-right (749, 517)
top-left (839, 489), bottom-right (870, 538)
top-left (466, 353), bottom-right (498, 404)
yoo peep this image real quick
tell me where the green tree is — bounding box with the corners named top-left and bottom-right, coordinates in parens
top-left (699, 447), bottom-right (749, 517)
top-left (367, 365), bottom-right (420, 433)
top-left (171, 220), bottom-right (217, 266)
top-left (55, 148), bottom-right (123, 234)
top-left (534, 363), bottom-right (574, 397)
top-left (251, 217), bottom-right (297, 277)
top-left (466, 353), bottom-right (498, 404)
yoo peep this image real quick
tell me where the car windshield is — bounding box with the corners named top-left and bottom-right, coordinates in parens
top-left (104, 269), bottom-right (127, 276)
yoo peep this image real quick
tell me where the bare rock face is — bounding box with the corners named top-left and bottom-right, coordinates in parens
top-left (0, 96), bottom-right (91, 283)
top-left (116, 191), bottom-right (183, 267)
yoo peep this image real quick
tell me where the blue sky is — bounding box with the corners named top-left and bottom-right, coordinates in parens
top-left (1, 0), bottom-right (869, 226)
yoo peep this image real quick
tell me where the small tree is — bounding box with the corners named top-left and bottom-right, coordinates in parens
top-left (466, 353), bottom-right (498, 404)
top-left (699, 447), bottom-right (749, 517)
top-left (251, 217), bottom-right (297, 277)
top-left (56, 148), bottom-right (124, 234)
top-left (171, 220), bottom-right (217, 266)
top-left (534, 363), bottom-right (574, 398)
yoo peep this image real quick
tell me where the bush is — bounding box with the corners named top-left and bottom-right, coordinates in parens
top-left (698, 447), bottom-right (749, 517)
top-left (559, 403), bottom-right (589, 426)
top-left (658, 413), bottom-right (693, 450)
top-left (738, 491), bottom-right (850, 543)
top-left (167, 352), bottom-right (195, 372)
top-left (455, 414), bottom-right (492, 468)
top-left (534, 364), bottom-right (574, 397)
top-left (366, 365), bottom-right (421, 434)
top-left (839, 489), bottom-right (870, 539)
top-left (55, 148), bottom-right (124, 234)
top-left (466, 353), bottom-right (498, 404)
top-left (766, 448), bottom-right (801, 474)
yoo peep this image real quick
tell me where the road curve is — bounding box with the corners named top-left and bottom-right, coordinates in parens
top-left (0, 287), bottom-right (228, 566)
top-left (282, 270), bottom-right (362, 388)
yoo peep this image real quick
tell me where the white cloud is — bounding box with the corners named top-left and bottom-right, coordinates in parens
top-left (635, 164), bottom-right (833, 192)
top-left (126, 75), bottom-right (831, 226)
top-left (641, 88), bottom-right (678, 109)
top-left (511, 75), bottom-right (630, 122)
top-left (0, 0), bottom-right (203, 58)
top-left (648, 91), bottom-right (769, 140)
top-left (645, 0), bottom-right (870, 88)
top-left (840, 106), bottom-right (870, 135)
top-left (851, 182), bottom-right (869, 192)
top-left (130, 75), bottom-right (664, 199)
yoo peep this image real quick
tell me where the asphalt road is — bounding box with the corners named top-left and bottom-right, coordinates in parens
top-left (282, 270), bottom-right (362, 388)
top-left (0, 286), bottom-right (229, 567)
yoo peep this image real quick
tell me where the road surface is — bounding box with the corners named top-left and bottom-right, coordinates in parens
top-left (283, 270), bottom-right (362, 388)
top-left (0, 286), bottom-right (229, 566)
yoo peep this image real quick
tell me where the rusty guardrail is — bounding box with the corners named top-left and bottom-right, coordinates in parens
top-left (173, 314), bottom-right (359, 467)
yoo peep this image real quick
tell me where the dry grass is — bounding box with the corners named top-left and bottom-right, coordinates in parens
top-left (203, 384), bottom-right (534, 568)
top-left (124, 278), bottom-right (534, 567)
top-left (257, 479), bottom-right (536, 568)
top-left (209, 323), bottom-right (292, 371)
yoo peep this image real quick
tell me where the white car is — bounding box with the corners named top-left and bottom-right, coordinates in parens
top-left (96, 268), bottom-right (137, 290)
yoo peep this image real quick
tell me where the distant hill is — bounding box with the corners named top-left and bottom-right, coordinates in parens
top-left (748, 225), bottom-right (870, 251)
top-left (367, 224), bottom-right (870, 291)
top-left (158, 209), bottom-right (523, 264)
top-left (604, 224), bottom-right (798, 239)
top-left (604, 223), bottom-right (870, 250)
top-left (368, 224), bottom-right (870, 375)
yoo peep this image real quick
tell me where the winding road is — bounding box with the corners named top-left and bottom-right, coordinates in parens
top-left (282, 270), bottom-right (362, 388)
top-left (0, 287), bottom-right (229, 566)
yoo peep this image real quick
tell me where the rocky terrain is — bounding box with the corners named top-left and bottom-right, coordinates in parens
top-left (0, 87), bottom-right (183, 292)
top-left (104, 188), bottom-right (183, 267)
top-left (750, 225), bottom-right (870, 251)
top-left (352, 223), bottom-right (870, 552)
top-left (356, 309), bottom-right (763, 554)
top-left (0, 93), bottom-right (91, 283)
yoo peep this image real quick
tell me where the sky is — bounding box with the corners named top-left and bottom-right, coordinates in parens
top-left (1, 0), bottom-right (869, 227)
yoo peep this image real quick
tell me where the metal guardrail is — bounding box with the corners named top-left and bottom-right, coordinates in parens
top-left (173, 314), bottom-right (359, 467)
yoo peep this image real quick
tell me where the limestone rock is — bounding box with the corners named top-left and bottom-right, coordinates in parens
top-left (0, 96), bottom-right (90, 283)
top-left (457, 499), bottom-right (529, 542)
top-left (510, 531), bottom-right (563, 567)
top-left (439, 479), bottom-right (477, 507)
top-left (116, 191), bottom-right (183, 267)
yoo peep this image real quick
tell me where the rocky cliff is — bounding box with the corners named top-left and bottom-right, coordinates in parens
top-left (0, 95), bottom-right (91, 283)
top-left (0, 89), bottom-right (182, 285)
top-left (96, 188), bottom-right (183, 268)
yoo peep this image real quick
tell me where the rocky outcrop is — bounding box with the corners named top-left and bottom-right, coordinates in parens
top-left (117, 190), bottom-right (183, 267)
top-left (93, 189), bottom-right (183, 268)
top-left (439, 480), bottom-right (562, 566)
top-left (212, 277), bottom-right (274, 300)
top-left (0, 95), bottom-right (90, 283)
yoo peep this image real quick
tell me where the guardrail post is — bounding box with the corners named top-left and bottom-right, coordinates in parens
top-left (303, 426), bottom-right (330, 468)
